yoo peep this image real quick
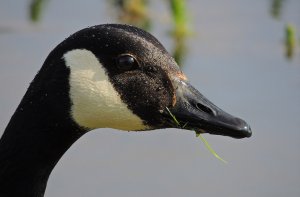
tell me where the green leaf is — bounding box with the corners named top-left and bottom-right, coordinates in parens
top-left (165, 107), bottom-right (227, 163)
top-left (165, 107), bottom-right (180, 127)
top-left (197, 133), bottom-right (227, 164)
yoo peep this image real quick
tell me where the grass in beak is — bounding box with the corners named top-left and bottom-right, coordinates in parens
top-left (165, 107), bottom-right (180, 126)
top-left (197, 131), bottom-right (227, 163)
top-left (166, 107), bottom-right (227, 163)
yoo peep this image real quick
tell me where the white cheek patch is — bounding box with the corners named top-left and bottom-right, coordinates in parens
top-left (63, 49), bottom-right (147, 131)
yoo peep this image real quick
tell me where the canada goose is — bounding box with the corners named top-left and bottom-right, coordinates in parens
top-left (0, 24), bottom-right (251, 197)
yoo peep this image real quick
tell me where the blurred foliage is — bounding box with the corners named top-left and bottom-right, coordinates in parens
top-left (111, 0), bottom-right (151, 30)
top-left (169, 0), bottom-right (190, 66)
top-left (170, 0), bottom-right (189, 36)
top-left (27, 0), bottom-right (299, 62)
top-left (269, 0), bottom-right (298, 59)
top-left (270, 0), bottom-right (285, 19)
top-left (28, 0), bottom-right (190, 66)
top-left (172, 38), bottom-right (186, 67)
top-left (285, 24), bottom-right (297, 59)
top-left (29, 0), bottom-right (48, 22)
top-left (111, 0), bottom-right (191, 66)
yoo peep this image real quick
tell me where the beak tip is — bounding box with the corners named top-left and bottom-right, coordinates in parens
top-left (239, 122), bottom-right (252, 138)
top-left (245, 125), bottom-right (252, 137)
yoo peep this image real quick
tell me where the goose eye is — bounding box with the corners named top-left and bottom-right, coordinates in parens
top-left (116, 54), bottom-right (138, 71)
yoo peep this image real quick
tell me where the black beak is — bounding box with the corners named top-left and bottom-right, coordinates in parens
top-left (165, 79), bottom-right (252, 139)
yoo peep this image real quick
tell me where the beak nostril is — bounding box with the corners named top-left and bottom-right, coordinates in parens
top-left (195, 103), bottom-right (215, 116)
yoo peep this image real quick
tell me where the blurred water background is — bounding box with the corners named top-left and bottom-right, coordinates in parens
top-left (0, 0), bottom-right (300, 196)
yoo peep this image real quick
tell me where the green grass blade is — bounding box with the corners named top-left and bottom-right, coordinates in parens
top-left (165, 107), bottom-right (227, 163)
top-left (197, 133), bottom-right (227, 164)
top-left (165, 107), bottom-right (180, 126)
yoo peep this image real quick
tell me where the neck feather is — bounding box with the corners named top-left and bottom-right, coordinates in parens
top-left (0, 58), bottom-right (85, 197)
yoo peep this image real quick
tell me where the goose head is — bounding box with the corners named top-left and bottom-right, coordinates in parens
top-left (54, 24), bottom-right (251, 138)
